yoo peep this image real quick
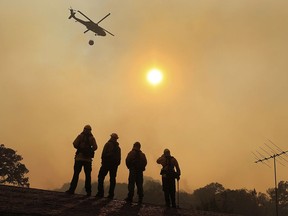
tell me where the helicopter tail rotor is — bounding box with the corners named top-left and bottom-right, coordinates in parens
top-left (68, 7), bottom-right (76, 19)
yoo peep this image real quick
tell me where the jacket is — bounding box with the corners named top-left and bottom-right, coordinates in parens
top-left (126, 148), bottom-right (147, 171)
top-left (101, 138), bottom-right (121, 166)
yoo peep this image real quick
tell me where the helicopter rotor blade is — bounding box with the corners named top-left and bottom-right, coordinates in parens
top-left (97, 13), bottom-right (111, 24)
top-left (103, 28), bottom-right (114, 36)
top-left (77, 10), bottom-right (94, 23)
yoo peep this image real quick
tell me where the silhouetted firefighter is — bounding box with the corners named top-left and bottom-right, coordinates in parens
top-left (66, 125), bottom-right (98, 196)
top-left (157, 149), bottom-right (181, 208)
top-left (125, 142), bottom-right (147, 204)
top-left (95, 133), bottom-right (121, 199)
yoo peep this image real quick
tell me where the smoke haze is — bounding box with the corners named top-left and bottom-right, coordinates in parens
top-left (1, 0), bottom-right (288, 193)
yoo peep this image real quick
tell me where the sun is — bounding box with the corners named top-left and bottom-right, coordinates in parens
top-left (147, 68), bottom-right (163, 85)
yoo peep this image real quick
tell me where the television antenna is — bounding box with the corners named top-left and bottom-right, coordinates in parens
top-left (252, 139), bottom-right (288, 216)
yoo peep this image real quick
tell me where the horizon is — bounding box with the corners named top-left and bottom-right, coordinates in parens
top-left (53, 177), bottom-right (282, 195)
top-left (1, 0), bottom-right (288, 194)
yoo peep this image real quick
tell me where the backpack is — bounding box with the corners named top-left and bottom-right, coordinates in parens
top-left (76, 134), bottom-right (94, 158)
top-left (160, 156), bottom-right (179, 179)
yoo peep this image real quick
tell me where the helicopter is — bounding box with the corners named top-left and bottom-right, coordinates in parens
top-left (69, 8), bottom-right (114, 44)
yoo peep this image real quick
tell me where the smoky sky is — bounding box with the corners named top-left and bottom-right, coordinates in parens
top-left (1, 0), bottom-right (288, 192)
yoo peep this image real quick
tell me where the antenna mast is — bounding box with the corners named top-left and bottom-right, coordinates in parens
top-left (253, 140), bottom-right (288, 216)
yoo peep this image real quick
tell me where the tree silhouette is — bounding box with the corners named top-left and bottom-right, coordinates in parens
top-left (191, 183), bottom-right (271, 215)
top-left (192, 182), bottom-right (225, 211)
top-left (218, 189), bottom-right (268, 216)
top-left (267, 181), bottom-right (288, 216)
top-left (0, 144), bottom-right (29, 187)
top-left (277, 181), bottom-right (288, 216)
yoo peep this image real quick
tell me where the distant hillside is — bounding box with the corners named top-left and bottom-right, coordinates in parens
top-left (0, 184), bottom-right (242, 216)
